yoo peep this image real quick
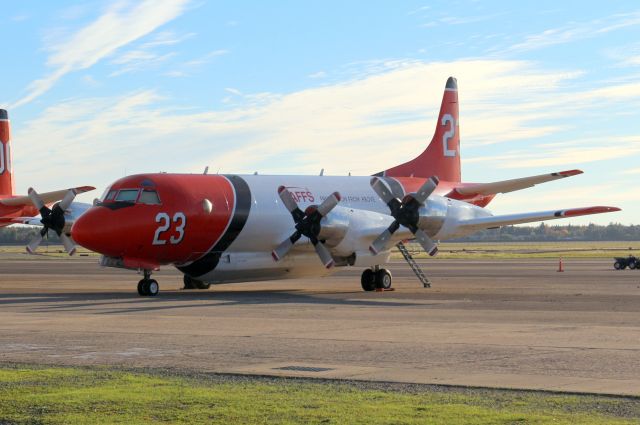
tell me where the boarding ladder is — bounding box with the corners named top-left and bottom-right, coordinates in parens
top-left (397, 242), bottom-right (431, 288)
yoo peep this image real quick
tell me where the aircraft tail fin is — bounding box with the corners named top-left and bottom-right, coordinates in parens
top-left (0, 110), bottom-right (14, 197)
top-left (374, 77), bottom-right (461, 182)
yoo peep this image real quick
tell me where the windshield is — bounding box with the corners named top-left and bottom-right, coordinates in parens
top-left (115, 189), bottom-right (139, 202)
top-left (138, 190), bottom-right (161, 205)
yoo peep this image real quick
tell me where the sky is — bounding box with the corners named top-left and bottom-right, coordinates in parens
top-left (1, 1), bottom-right (639, 224)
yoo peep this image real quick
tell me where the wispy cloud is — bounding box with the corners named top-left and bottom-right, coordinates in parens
top-left (110, 51), bottom-right (177, 77)
top-left (308, 71), bottom-right (327, 79)
top-left (466, 137), bottom-right (640, 169)
top-left (12, 59), bottom-right (624, 182)
top-left (504, 11), bottom-right (640, 53)
top-left (164, 49), bottom-right (228, 77)
top-left (12, 0), bottom-right (191, 108)
top-left (422, 13), bottom-right (504, 28)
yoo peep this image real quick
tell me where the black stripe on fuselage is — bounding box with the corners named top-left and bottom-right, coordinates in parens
top-left (381, 177), bottom-right (405, 199)
top-left (177, 175), bottom-right (252, 278)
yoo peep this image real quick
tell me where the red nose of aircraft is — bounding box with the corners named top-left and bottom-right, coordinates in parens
top-left (72, 206), bottom-right (122, 257)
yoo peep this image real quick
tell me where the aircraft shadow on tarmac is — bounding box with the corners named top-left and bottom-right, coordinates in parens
top-left (0, 289), bottom-right (431, 315)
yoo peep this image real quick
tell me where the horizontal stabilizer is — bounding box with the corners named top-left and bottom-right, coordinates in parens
top-left (0, 186), bottom-right (95, 207)
top-left (457, 206), bottom-right (620, 233)
top-left (449, 170), bottom-right (583, 197)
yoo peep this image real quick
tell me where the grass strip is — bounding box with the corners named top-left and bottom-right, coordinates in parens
top-left (0, 366), bottom-right (638, 424)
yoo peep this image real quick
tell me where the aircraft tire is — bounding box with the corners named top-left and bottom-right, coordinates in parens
top-left (375, 269), bottom-right (392, 290)
top-left (137, 279), bottom-right (147, 296)
top-left (194, 280), bottom-right (211, 290)
top-left (146, 279), bottom-right (159, 296)
top-left (183, 275), bottom-right (197, 289)
top-left (361, 269), bottom-right (376, 291)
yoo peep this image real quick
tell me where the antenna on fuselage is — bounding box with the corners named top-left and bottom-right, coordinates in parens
top-left (203, 166), bottom-right (209, 175)
top-left (319, 168), bottom-right (324, 176)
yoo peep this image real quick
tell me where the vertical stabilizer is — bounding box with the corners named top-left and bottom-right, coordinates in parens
top-left (375, 77), bottom-right (461, 182)
top-left (0, 110), bottom-right (14, 197)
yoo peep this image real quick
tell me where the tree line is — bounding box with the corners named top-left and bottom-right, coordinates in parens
top-left (453, 223), bottom-right (640, 242)
top-left (0, 222), bottom-right (639, 245)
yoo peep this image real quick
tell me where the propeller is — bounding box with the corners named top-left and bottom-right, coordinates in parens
top-left (272, 186), bottom-right (341, 268)
top-left (26, 188), bottom-right (78, 255)
top-left (369, 176), bottom-right (440, 256)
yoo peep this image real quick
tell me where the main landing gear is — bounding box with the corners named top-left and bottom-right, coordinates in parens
top-left (183, 275), bottom-right (211, 290)
top-left (137, 270), bottom-right (159, 297)
top-left (361, 267), bottom-right (392, 292)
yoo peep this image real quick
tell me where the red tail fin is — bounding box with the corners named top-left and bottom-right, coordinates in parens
top-left (0, 110), bottom-right (14, 197)
top-left (375, 77), bottom-right (460, 182)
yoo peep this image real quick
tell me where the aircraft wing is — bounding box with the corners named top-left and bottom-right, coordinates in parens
top-left (449, 170), bottom-right (582, 197)
top-left (455, 206), bottom-right (621, 233)
top-left (0, 186), bottom-right (95, 207)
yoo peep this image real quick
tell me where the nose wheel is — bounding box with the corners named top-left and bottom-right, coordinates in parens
top-left (137, 270), bottom-right (159, 296)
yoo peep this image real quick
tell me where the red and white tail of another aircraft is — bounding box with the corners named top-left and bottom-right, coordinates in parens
top-left (0, 109), bottom-right (95, 254)
top-left (70, 77), bottom-right (620, 296)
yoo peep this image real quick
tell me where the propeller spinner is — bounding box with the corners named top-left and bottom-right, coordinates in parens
top-left (26, 188), bottom-right (78, 255)
top-left (369, 176), bottom-right (440, 256)
top-left (272, 186), bottom-right (341, 268)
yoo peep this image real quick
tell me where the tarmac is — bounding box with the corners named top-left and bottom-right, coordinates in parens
top-left (0, 253), bottom-right (639, 396)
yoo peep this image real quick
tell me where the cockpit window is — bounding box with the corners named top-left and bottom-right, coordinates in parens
top-left (138, 190), bottom-right (161, 205)
top-left (105, 190), bottom-right (117, 201)
top-left (115, 189), bottom-right (139, 202)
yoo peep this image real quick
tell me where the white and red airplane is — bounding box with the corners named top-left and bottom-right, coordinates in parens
top-left (0, 109), bottom-right (94, 254)
top-left (71, 77), bottom-right (620, 296)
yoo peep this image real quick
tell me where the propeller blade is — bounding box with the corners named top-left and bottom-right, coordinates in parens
top-left (413, 228), bottom-right (438, 256)
top-left (370, 178), bottom-right (396, 205)
top-left (271, 231), bottom-right (301, 261)
top-left (313, 241), bottom-right (335, 268)
top-left (369, 228), bottom-right (394, 255)
top-left (316, 192), bottom-right (341, 217)
top-left (277, 186), bottom-right (300, 213)
top-left (409, 176), bottom-right (439, 205)
top-left (27, 188), bottom-right (45, 211)
top-left (26, 233), bottom-right (43, 255)
top-left (58, 189), bottom-right (78, 211)
top-left (60, 233), bottom-right (76, 256)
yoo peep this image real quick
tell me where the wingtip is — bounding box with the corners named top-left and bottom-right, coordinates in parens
top-left (562, 206), bottom-right (622, 217)
top-left (557, 169), bottom-right (583, 177)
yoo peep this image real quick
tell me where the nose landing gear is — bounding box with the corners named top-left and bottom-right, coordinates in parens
top-left (137, 270), bottom-right (159, 296)
top-left (361, 267), bottom-right (392, 291)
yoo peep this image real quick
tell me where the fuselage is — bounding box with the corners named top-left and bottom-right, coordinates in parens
top-left (72, 173), bottom-right (491, 284)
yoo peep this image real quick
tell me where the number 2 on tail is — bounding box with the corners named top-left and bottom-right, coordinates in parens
top-left (442, 113), bottom-right (456, 157)
top-left (152, 212), bottom-right (186, 245)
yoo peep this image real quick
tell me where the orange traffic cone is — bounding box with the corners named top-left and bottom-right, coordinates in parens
top-left (557, 257), bottom-right (564, 272)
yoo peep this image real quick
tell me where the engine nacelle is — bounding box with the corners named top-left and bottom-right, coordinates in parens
top-left (416, 195), bottom-right (449, 237)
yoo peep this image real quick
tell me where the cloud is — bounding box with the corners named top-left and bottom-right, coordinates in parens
top-left (110, 50), bottom-right (177, 76)
top-left (504, 11), bottom-right (640, 53)
top-left (0, 60), bottom-right (585, 177)
top-left (12, 0), bottom-right (190, 108)
top-left (308, 71), bottom-right (327, 79)
top-left (466, 137), bottom-right (640, 169)
top-left (11, 58), bottom-right (640, 224)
